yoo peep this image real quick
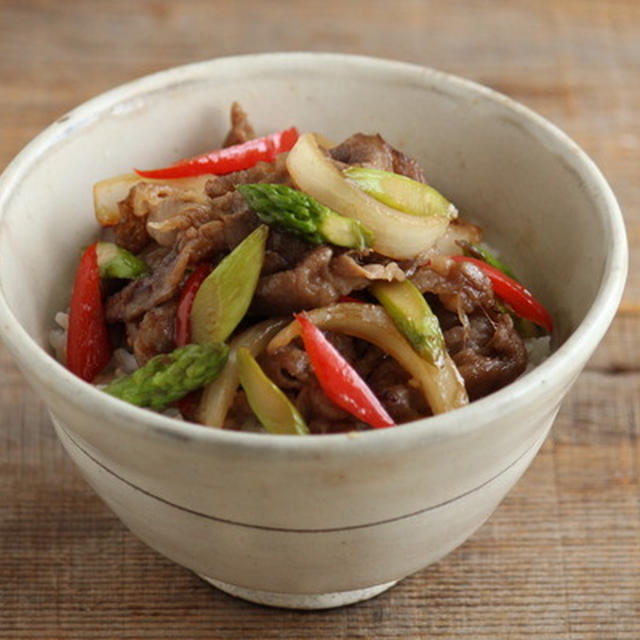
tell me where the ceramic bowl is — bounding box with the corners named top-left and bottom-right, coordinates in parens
top-left (0, 53), bottom-right (627, 609)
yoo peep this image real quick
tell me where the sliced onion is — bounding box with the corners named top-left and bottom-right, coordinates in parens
top-left (267, 303), bottom-right (468, 415)
top-left (286, 133), bottom-right (450, 260)
top-left (196, 318), bottom-right (288, 428)
top-left (93, 173), bottom-right (212, 227)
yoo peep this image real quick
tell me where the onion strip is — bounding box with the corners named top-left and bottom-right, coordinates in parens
top-left (93, 173), bottom-right (212, 227)
top-left (286, 133), bottom-right (450, 260)
top-left (267, 303), bottom-right (468, 415)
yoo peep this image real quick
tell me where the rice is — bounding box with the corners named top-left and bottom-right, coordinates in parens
top-left (524, 335), bottom-right (551, 373)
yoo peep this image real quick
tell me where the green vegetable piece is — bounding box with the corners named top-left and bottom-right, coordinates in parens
top-left (370, 279), bottom-right (445, 366)
top-left (344, 166), bottom-right (458, 220)
top-left (237, 183), bottom-right (373, 249)
top-left (236, 347), bottom-right (309, 435)
top-left (460, 241), bottom-right (518, 281)
top-left (104, 342), bottom-right (229, 410)
top-left (190, 225), bottom-right (268, 344)
top-left (96, 242), bottom-right (149, 279)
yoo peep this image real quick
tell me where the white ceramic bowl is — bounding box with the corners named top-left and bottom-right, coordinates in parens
top-left (0, 53), bottom-right (627, 609)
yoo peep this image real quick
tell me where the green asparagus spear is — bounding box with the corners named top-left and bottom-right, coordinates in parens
top-left (236, 347), bottom-right (309, 435)
top-left (237, 183), bottom-right (373, 249)
top-left (190, 225), bottom-right (268, 344)
top-left (96, 242), bottom-right (149, 279)
top-left (344, 166), bottom-right (458, 220)
top-left (104, 342), bottom-right (229, 410)
top-left (369, 279), bottom-right (446, 366)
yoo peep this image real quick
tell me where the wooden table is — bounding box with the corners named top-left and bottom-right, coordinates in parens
top-left (1, 1), bottom-right (638, 637)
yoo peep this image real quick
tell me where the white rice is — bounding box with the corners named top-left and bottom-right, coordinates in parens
top-left (524, 335), bottom-right (551, 373)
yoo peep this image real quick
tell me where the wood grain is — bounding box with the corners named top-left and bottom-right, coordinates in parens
top-left (1, 1), bottom-right (638, 637)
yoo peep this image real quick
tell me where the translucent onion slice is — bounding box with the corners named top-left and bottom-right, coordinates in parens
top-left (93, 173), bottom-right (212, 227)
top-left (267, 303), bottom-right (468, 415)
top-left (196, 318), bottom-right (288, 427)
top-left (286, 133), bottom-right (450, 260)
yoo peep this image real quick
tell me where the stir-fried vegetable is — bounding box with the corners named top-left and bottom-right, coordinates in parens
top-left (135, 127), bottom-right (299, 179)
top-left (237, 347), bottom-right (309, 435)
top-left (96, 242), bottom-right (149, 280)
top-left (450, 255), bottom-right (553, 333)
top-left (369, 279), bottom-right (446, 366)
top-left (269, 303), bottom-right (468, 415)
top-left (93, 173), bottom-right (211, 227)
top-left (286, 133), bottom-right (450, 260)
top-left (104, 342), bottom-right (229, 409)
top-left (294, 313), bottom-right (395, 429)
top-left (459, 241), bottom-right (518, 281)
top-left (344, 166), bottom-right (458, 220)
top-left (175, 264), bottom-right (212, 347)
top-left (370, 280), bottom-right (468, 408)
top-left (237, 183), bottom-right (373, 249)
top-left (190, 225), bottom-right (268, 344)
top-left (197, 318), bottom-right (288, 427)
top-left (67, 243), bottom-right (112, 382)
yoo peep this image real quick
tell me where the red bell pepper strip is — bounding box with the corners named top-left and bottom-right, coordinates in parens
top-left (295, 313), bottom-right (395, 429)
top-left (175, 263), bottom-right (212, 347)
top-left (450, 255), bottom-right (553, 333)
top-left (66, 243), bottom-right (112, 382)
top-left (135, 127), bottom-right (299, 179)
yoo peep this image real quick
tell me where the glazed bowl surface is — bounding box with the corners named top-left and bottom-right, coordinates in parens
top-left (0, 53), bottom-right (627, 608)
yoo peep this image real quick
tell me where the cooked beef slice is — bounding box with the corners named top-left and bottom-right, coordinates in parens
top-left (205, 154), bottom-right (291, 198)
top-left (113, 190), bottom-right (153, 254)
top-left (113, 182), bottom-right (211, 252)
top-left (105, 247), bottom-right (190, 323)
top-left (413, 256), bottom-right (528, 398)
top-left (367, 357), bottom-right (430, 423)
top-left (251, 247), bottom-right (402, 315)
top-left (222, 102), bottom-right (256, 147)
top-left (442, 310), bottom-right (527, 399)
top-left (258, 343), bottom-right (311, 391)
top-left (127, 299), bottom-right (178, 366)
top-left (329, 133), bottom-right (426, 182)
top-left (411, 256), bottom-right (495, 317)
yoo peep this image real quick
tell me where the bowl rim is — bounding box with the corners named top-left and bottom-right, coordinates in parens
top-left (0, 52), bottom-right (628, 456)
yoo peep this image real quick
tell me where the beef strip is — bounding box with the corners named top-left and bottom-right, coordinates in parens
top-left (442, 310), bottom-right (527, 400)
top-left (329, 133), bottom-right (426, 182)
top-left (411, 255), bottom-right (495, 318)
top-left (262, 230), bottom-right (315, 276)
top-left (251, 246), bottom-right (405, 316)
top-left (412, 255), bottom-right (528, 398)
top-left (222, 102), bottom-right (256, 147)
top-left (205, 154), bottom-right (291, 198)
top-left (127, 299), bottom-right (178, 365)
top-left (258, 343), bottom-right (311, 391)
top-left (113, 182), bottom-right (212, 253)
top-left (113, 190), bottom-right (153, 254)
top-left (367, 357), bottom-right (430, 423)
top-left (105, 247), bottom-right (190, 323)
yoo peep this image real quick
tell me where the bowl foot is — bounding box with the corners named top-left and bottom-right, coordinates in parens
top-left (199, 574), bottom-right (399, 609)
